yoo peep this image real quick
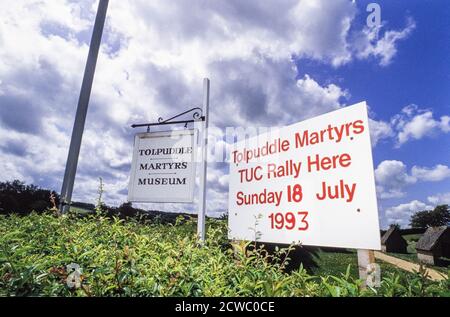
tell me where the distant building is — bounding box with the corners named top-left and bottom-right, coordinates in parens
top-left (381, 227), bottom-right (408, 253)
top-left (416, 226), bottom-right (450, 265)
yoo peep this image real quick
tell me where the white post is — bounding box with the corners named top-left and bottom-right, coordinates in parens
top-left (197, 78), bottom-right (210, 243)
top-left (357, 249), bottom-right (375, 287)
top-left (59, 0), bottom-right (109, 213)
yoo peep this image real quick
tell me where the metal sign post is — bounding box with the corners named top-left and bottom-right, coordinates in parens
top-left (197, 78), bottom-right (210, 243)
top-left (130, 78), bottom-right (211, 243)
top-left (59, 0), bottom-right (109, 213)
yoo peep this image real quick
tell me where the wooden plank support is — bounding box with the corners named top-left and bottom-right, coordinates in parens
top-left (357, 249), bottom-right (375, 287)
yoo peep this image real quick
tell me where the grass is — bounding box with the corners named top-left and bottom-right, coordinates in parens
top-left (388, 252), bottom-right (449, 274)
top-left (380, 233), bottom-right (450, 274)
top-left (404, 234), bottom-right (421, 253)
top-left (68, 206), bottom-right (93, 215)
top-left (311, 249), bottom-right (358, 277)
top-left (311, 249), bottom-right (428, 279)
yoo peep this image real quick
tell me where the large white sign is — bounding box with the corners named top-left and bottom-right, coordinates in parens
top-left (228, 102), bottom-right (381, 250)
top-left (128, 129), bottom-right (197, 203)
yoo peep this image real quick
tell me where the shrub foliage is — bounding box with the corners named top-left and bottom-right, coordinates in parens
top-left (0, 213), bottom-right (449, 297)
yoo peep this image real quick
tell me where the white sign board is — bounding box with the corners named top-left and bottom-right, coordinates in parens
top-left (228, 102), bottom-right (381, 250)
top-left (128, 129), bottom-right (197, 203)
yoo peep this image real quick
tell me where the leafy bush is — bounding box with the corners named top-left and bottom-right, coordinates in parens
top-left (0, 213), bottom-right (448, 297)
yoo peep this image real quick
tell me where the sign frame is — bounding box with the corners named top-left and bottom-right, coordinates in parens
top-left (227, 101), bottom-right (381, 250)
top-left (128, 128), bottom-right (198, 204)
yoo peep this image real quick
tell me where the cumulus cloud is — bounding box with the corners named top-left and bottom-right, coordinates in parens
top-left (427, 192), bottom-right (450, 206)
top-left (366, 104), bottom-right (450, 147)
top-left (353, 17), bottom-right (416, 66)
top-left (375, 160), bottom-right (450, 199)
top-left (385, 200), bottom-right (432, 227)
top-left (391, 105), bottom-right (450, 146)
top-left (375, 160), bottom-right (416, 199)
top-left (411, 165), bottom-right (450, 182)
top-left (0, 0), bottom-right (416, 215)
top-left (368, 118), bottom-right (394, 147)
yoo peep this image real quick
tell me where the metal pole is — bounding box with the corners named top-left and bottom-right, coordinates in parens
top-left (197, 78), bottom-right (210, 242)
top-left (59, 0), bottom-right (109, 213)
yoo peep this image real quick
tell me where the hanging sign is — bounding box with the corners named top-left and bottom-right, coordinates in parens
top-left (228, 102), bottom-right (381, 250)
top-left (128, 129), bottom-right (198, 203)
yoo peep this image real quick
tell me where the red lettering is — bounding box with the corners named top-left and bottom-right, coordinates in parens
top-left (353, 119), bottom-right (365, 134)
top-left (295, 130), bottom-right (309, 148)
top-left (269, 211), bottom-right (309, 231)
top-left (307, 153), bottom-right (352, 172)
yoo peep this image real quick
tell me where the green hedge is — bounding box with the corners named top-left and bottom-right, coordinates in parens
top-left (0, 213), bottom-right (449, 297)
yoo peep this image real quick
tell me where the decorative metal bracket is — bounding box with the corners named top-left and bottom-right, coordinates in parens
top-left (131, 107), bottom-right (205, 132)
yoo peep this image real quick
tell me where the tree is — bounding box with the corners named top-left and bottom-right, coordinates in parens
top-left (118, 202), bottom-right (137, 218)
top-left (0, 180), bottom-right (60, 215)
top-left (410, 205), bottom-right (450, 228)
top-left (430, 205), bottom-right (450, 226)
top-left (410, 210), bottom-right (432, 228)
top-left (389, 223), bottom-right (401, 230)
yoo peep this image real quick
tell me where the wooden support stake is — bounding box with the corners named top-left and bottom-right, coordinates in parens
top-left (357, 249), bottom-right (375, 287)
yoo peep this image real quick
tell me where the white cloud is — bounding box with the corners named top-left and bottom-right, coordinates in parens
top-left (366, 104), bottom-right (450, 147)
top-left (391, 105), bottom-right (450, 146)
top-left (368, 118), bottom-right (394, 147)
top-left (385, 200), bottom-right (432, 227)
top-left (289, 0), bottom-right (355, 66)
top-left (427, 192), bottom-right (450, 205)
top-left (411, 164), bottom-right (450, 182)
top-left (375, 160), bottom-right (416, 199)
top-left (440, 116), bottom-right (450, 133)
top-left (353, 17), bottom-right (416, 66)
top-left (375, 160), bottom-right (450, 199)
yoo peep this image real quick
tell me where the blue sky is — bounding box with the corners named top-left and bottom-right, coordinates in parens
top-left (0, 0), bottom-right (449, 228)
top-left (295, 0), bottom-right (450, 227)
